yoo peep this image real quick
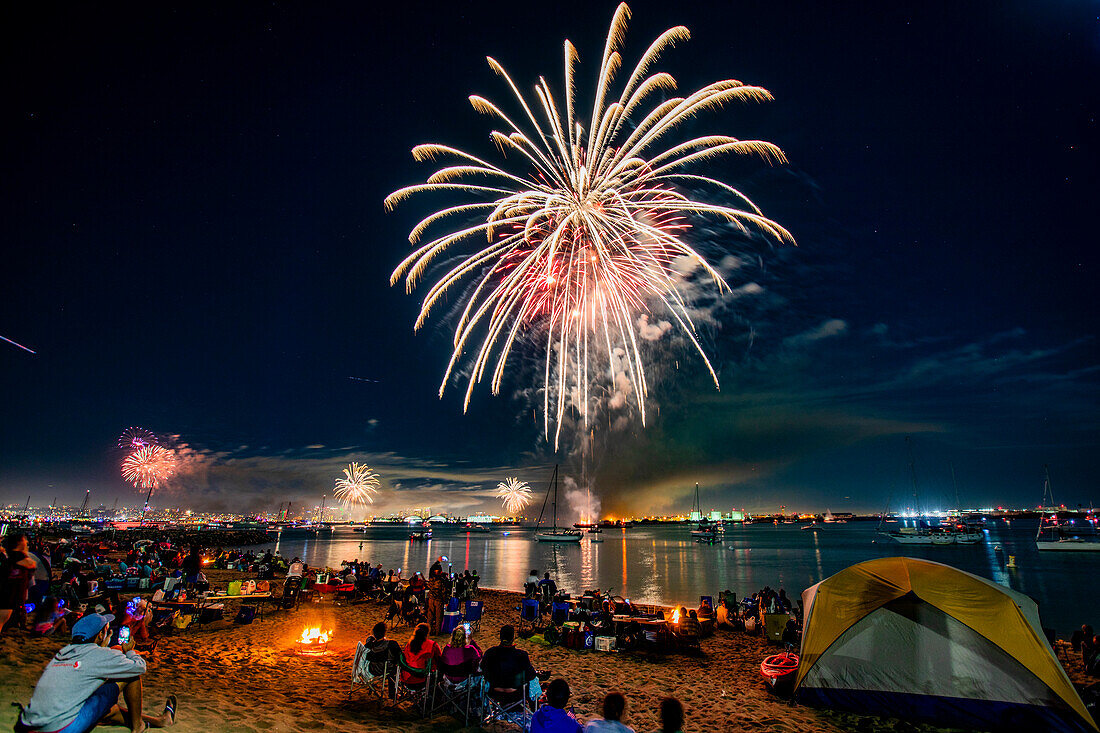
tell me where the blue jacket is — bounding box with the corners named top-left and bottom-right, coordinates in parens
top-left (530, 705), bottom-right (582, 733)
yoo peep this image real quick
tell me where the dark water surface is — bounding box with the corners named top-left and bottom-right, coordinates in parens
top-left (247, 519), bottom-right (1097, 637)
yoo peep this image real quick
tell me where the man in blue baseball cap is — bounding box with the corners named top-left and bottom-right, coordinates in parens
top-left (16, 612), bottom-right (177, 733)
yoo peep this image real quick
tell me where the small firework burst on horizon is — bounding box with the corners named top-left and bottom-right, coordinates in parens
top-left (334, 462), bottom-right (381, 507)
top-left (496, 477), bottom-right (532, 515)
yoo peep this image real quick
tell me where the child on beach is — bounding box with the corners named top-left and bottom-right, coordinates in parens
top-left (584, 692), bottom-right (635, 732)
top-left (656, 697), bottom-right (684, 733)
top-left (33, 597), bottom-right (71, 637)
top-left (530, 679), bottom-right (581, 733)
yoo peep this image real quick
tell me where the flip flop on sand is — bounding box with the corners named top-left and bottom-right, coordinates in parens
top-left (164, 695), bottom-right (177, 725)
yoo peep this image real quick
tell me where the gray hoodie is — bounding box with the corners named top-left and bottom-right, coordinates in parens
top-left (20, 642), bottom-right (147, 731)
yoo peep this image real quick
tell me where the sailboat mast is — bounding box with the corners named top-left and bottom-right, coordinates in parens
top-left (906, 436), bottom-right (921, 516)
top-left (950, 462), bottom-right (961, 514)
top-left (552, 467), bottom-right (558, 530)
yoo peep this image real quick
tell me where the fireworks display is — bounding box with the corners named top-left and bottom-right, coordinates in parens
top-left (118, 427), bottom-right (159, 451)
top-left (334, 462), bottom-right (381, 507)
top-left (387, 2), bottom-right (792, 447)
top-left (496, 477), bottom-right (533, 515)
top-left (121, 445), bottom-right (177, 490)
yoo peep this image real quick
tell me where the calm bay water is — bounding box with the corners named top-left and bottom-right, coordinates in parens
top-left (247, 519), bottom-right (1097, 637)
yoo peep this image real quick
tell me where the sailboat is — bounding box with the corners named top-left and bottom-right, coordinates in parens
top-left (1035, 466), bottom-right (1100, 552)
top-left (883, 441), bottom-right (982, 546)
top-left (534, 465), bottom-right (582, 543)
top-left (689, 483), bottom-right (720, 540)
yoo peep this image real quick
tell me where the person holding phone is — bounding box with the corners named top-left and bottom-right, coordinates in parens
top-left (440, 624), bottom-right (483, 684)
top-left (16, 612), bottom-right (178, 733)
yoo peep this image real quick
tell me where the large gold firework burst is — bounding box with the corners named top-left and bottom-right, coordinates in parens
top-left (334, 462), bottom-right (381, 507)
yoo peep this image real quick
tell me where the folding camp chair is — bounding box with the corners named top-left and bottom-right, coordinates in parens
top-left (393, 655), bottom-right (434, 717)
top-left (764, 613), bottom-right (789, 645)
top-left (518, 598), bottom-right (541, 633)
top-left (483, 670), bottom-right (536, 731)
top-left (350, 642), bottom-right (391, 702)
top-left (463, 600), bottom-right (484, 631)
top-left (432, 658), bottom-right (481, 725)
top-left (551, 601), bottom-right (570, 626)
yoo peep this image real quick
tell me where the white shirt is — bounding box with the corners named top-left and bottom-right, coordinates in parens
top-left (584, 720), bottom-right (635, 733)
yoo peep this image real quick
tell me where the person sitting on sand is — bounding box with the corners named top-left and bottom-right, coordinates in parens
top-left (16, 612), bottom-right (177, 733)
top-left (1072, 624), bottom-right (1095, 656)
top-left (400, 623), bottom-right (441, 686)
top-left (33, 597), bottom-right (72, 637)
top-left (655, 697), bottom-right (683, 733)
top-left (584, 692), bottom-right (635, 733)
top-left (122, 597), bottom-right (152, 643)
top-left (530, 679), bottom-right (581, 733)
top-left (675, 607), bottom-right (699, 641)
top-left (441, 625), bottom-right (483, 685)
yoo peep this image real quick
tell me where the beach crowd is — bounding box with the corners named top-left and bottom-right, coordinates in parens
top-left (3, 528), bottom-right (1099, 732)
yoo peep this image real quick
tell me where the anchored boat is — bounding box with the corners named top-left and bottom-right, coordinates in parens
top-left (534, 465), bottom-right (582, 543)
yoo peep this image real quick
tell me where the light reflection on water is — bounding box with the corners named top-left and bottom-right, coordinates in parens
top-left (250, 520), bottom-right (1097, 636)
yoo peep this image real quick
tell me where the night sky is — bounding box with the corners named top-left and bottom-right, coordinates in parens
top-left (2, 1), bottom-right (1097, 518)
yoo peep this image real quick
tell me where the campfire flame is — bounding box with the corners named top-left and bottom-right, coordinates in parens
top-left (298, 627), bottom-right (332, 645)
top-left (671, 608), bottom-right (680, 624)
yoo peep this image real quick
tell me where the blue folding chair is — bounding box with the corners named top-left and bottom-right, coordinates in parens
top-left (519, 599), bottom-right (541, 633)
top-left (464, 600), bottom-right (484, 631)
top-left (551, 601), bottom-right (570, 626)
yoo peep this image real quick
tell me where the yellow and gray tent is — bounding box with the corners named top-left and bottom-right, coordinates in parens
top-left (796, 557), bottom-right (1096, 732)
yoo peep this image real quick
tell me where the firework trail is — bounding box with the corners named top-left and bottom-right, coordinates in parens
top-left (1, 334), bottom-right (35, 354)
top-left (334, 462), bottom-right (381, 507)
top-left (121, 445), bottom-right (176, 490)
top-left (117, 427), bottom-right (158, 451)
top-left (496, 477), bottom-right (533, 515)
top-left (387, 2), bottom-right (792, 448)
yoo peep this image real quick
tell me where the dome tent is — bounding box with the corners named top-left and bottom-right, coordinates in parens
top-left (796, 557), bottom-right (1096, 732)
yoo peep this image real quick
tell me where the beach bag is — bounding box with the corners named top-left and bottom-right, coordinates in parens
top-left (241, 580), bottom-right (256, 595)
top-left (256, 580), bottom-right (269, 593)
top-left (234, 605), bottom-right (257, 624)
top-left (227, 580), bottom-right (242, 596)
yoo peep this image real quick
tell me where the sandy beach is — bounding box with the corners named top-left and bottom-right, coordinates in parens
top-left (1, 568), bottom-right (1094, 733)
